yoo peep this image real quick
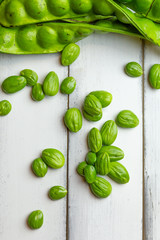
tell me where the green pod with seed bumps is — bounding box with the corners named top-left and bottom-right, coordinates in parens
top-left (86, 151), bottom-right (96, 165)
top-left (61, 43), bottom-right (80, 66)
top-left (0, 100), bottom-right (12, 116)
top-left (28, 210), bottom-right (43, 229)
top-left (32, 83), bottom-right (45, 101)
top-left (42, 148), bottom-right (65, 169)
top-left (95, 152), bottom-right (110, 175)
top-left (88, 127), bottom-right (102, 153)
top-left (2, 76), bottom-right (27, 93)
top-left (90, 176), bottom-right (112, 198)
top-left (20, 69), bottom-right (38, 86)
top-left (60, 77), bottom-right (76, 94)
top-left (108, 162), bottom-right (130, 184)
top-left (97, 146), bottom-right (124, 162)
top-left (84, 165), bottom-right (96, 184)
top-left (43, 71), bottom-right (59, 96)
top-left (77, 161), bottom-right (88, 176)
top-left (64, 108), bottom-right (82, 132)
top-left (32, 158), bottom-right (48, 177)
top-left (116, 110), bottom-right (139, 128)
top-left (49, 186), bottom-right (67, 200)
top-left (100, 120), bottom-right (118, 145)
top-left (90, 90), bottom-right (112, 108)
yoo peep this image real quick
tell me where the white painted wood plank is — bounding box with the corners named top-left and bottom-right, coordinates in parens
top-left (144, 42), bottom-right (160, 240)
top-left (0, 54), bottom-right (68, 240)
top-left (69, 33), bottom-right (143, 240)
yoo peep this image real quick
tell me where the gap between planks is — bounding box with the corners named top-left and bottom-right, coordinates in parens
top-left (142, 39), bottom-right (145, 240)
top-left (66, 65), bottom-right (70, 240)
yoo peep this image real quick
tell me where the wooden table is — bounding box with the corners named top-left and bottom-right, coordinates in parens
top-left (0, 32), bottom-right (159, 240)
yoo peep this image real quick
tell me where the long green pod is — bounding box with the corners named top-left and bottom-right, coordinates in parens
top-left (0, 0), bottom-right (114, 27)
top-left (0, 22), bottom-right (93, 54)
top-left (117, 0), bottom-right (160, 23)
top-left (106, 0), bottom-right (160, 46)
top-left (0, 20), bottom-right (144, 55)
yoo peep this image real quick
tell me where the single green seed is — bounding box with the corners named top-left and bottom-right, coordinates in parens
top-left (149, 64), bottom-right (160, 89)
top-left (88, 127), bottom-right (102, 153)
top-left (27, 210), bottom-right (43, 229)
top-left (116, 110), bottom-right (139, 128)
top-left (32, 158), bottom-right (48, 177)
top-left (84, 165), bottom-right (96, 184)
top-left (49, 186), bottom-right (67, 200)
top-left (86, 151), bottom-right (96, 165)
top-left (61, 43), bottom-right (80, 66)
top-left (0, 100), bottom-right (12, 116)
top-left (125, 62), bottom-right (143, 77)
top-left (32, 83), bottom-right (45, 101)
top-left (60, 77), bottom-right (76, 94)
top-left (77, 161), bottom-right (88, 176)
top-left (2, 76), bottom-right (27, 94)
top-left (64, 108), bottom-right (83, 132)
top-left (42, 148), bottom-right (65, 169)
top-left (43, 71), bottom-right (59, 96)
top-left (20, 69), bottom-right (38, 86)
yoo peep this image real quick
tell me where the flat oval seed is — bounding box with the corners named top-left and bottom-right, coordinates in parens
top-left (61, 43), bottom-right (80, 66)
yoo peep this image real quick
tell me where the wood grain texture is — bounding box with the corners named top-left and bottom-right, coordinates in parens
top-left (0, 54), bottom-right (68, 240)
top-left (144, 42), bottom-right (160, 240)
top-left (69, 33), bottom-right (143, 240)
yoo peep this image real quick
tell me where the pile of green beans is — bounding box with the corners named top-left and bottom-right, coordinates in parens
top-left (0, 0), bottom-right (160, 55)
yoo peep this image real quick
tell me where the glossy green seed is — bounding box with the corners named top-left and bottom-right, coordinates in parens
top-left (108, 162), bottom-right (130, 184)
top-left (83, 110), bottom-right (102, 122)
top-left (88, 127), bottom-right (102, 153)
top-left (32, 83), bottom-right (45, 101)
top-left (48, 0), bottom-right (70, 16)
top-left (49, 186), bottom-right (67, 200)
top-left (116, 110), bottom-right (139, 128)
top-left (90, 176), bottom-right (112, 198)
top-left (77, 161), bottom-right (87, 176)
top-left (100, 120), bottom-right (118, 146)
top-left (83, 94), bottom-right (102, 116)
top-left (97, 146), bottom-right (124, 162)
top-left (28, 210), bottom-right (43, 229)
top-left (43, 71), bottom-right (59, 96)
top-left (2, 76), bottom-right (27, 94)
top-left (86, 151), bottom-right (96, 165)
top-left (32, 158), bottom-right (48, 177)
top-left (149, 64), bottom-right (160, 89)
top-left (125, 62), bottom-right (143, 77)
top-left (90, 90), bottom-right (112, 108)
top-left (20, 69), bottom-right (38, 86)
top-left (64, 108), bottom-right (82, 132)
top-left (0, 100), bottom-right (12, 116)
top-left (42, 148), bottom-right (65, 169)
top-left (61, 43), bottom-right (80, 66)
top-left (95, 152), bottom-right (110, 175)
top-left (84, 165), bottom-right (96, 184)
top-left (60, 77), bottom-right (76, 94)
